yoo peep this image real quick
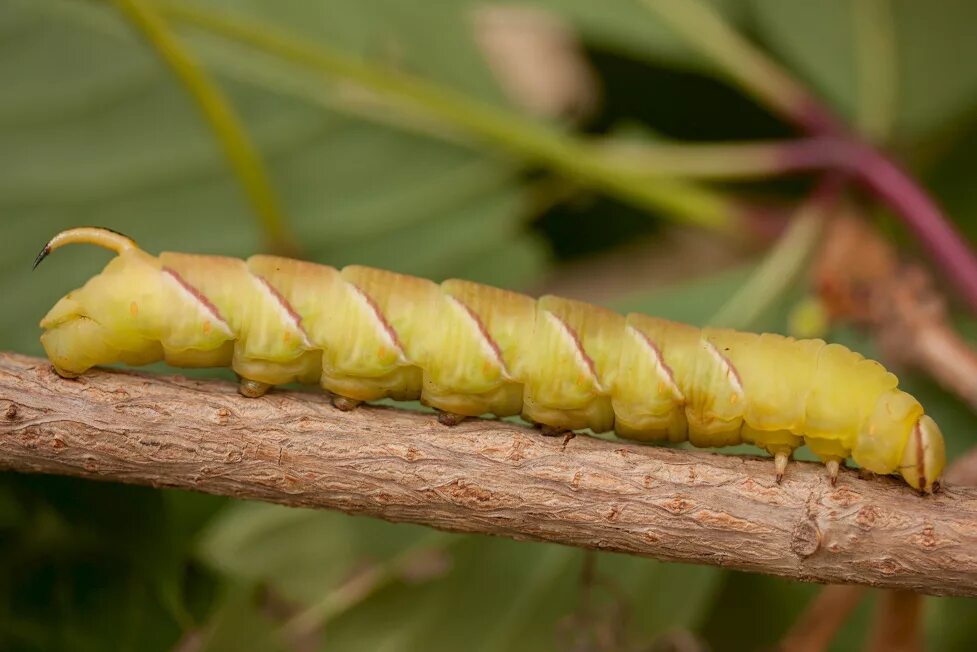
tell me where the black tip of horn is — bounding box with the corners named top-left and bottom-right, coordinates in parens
top-left (32, 243), bottom-right (51, 270)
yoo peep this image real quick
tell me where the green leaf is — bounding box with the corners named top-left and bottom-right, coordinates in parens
top-left (700, 571), bottom-right (877, 650)
top-left (0, 476), bottom-right (207, 652)
top-left (596, 553), bottom-right (723, 637)
top-left (921, 119), bottom-right (977, 242)
top-left (197, 502), bottom-right (722, 651)
top-left (196, 502), bottom-right (440, 605)
top-left (611, 264), bottom-right (759, 327)
top-left (752, 0), bottom-right (977, 140)
top-left (197, 584), bottom-right (288, 652)
top-left (193, 0), bottom-right (511, 106)
top-left (750, 0), bottom-right (859, 126)
top-left (519, 0), bottom-right (749, 70)
top-left (319, 537), bottom-right (576, 652)
top-left (925, 594), bottom-right (977, 651)
top-left (0, 0), bottom-right (540, 356)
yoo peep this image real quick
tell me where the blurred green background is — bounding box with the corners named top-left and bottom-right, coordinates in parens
top-left (3, 0), bottom-right (977, 650)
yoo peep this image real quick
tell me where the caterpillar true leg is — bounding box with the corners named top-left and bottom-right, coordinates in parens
top-left (535, 423), bottom-right (576, 449)
top-left (825, 458), bottom-right (842, 485)
top-left (774, 451), bottom-right (790, 483)
top-left (33, 227), bottom-right (948, 493)
top-left (331, 396), bottom-right (362, 412)
top-left (239, 378), bottom-right (271, 398)
top-left (540, 424), bottom-right (571, 437)
top-left (437, 411), bottom-right (468, 426)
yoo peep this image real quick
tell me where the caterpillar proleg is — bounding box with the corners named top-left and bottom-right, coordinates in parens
top-left (35, 227), bottom-right (946, 492)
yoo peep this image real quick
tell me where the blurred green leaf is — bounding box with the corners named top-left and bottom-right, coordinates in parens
top-left (197, 502), bottom-right (723, 651)
top-left (315, 536), bottom-right (575, 652)
top-left (611, 264), bottom-right (758, 327)
top-left (196, 503), bottom-right (440, 605)
top-left (451, 232), bottom-right (550, 289)
top-left (0, 476), bottom-right (218, 651)
top-left (922, 119), bottom-right (977, 242)
top-left (193, 0), bottom-right (511, 105)
top-left (701, 571), bottom-right (877, 650)
top-left (752, 0), bottom-right (977, 140)
top-left (523, 0), bottom-right (748, 70)
top-left (596, 554), bottom-right (723, 638)
top-left (0, 0), bottom-right (542, 356)
top-left (750, 0), bottom-right (859, 127)
top-left (196, 584), bottom-right (288, 652)
top-left (925, 594), bottom-right (977, 651)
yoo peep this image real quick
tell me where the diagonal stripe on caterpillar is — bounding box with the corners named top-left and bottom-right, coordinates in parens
top-left (34, 227), bottom-right (945, 493)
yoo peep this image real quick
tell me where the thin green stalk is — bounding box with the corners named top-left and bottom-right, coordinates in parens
top-left (853, 0), bottom-right (897, 142)
top-left (281, 533), bottom-right (456, 638)
top-left (113, 0), bottom-right (294, 253)
top-left (595, 139), bottom-right (789, 180)
top-left (640, 0), bottom-right (839, 133)
top-left (150, 0), bottom-right (737, 230)
top-left (708, 197), bottom-right (826, 329)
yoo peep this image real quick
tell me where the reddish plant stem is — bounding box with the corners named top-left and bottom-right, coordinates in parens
top-left (866, 590), bottom-right (924, 652)
top-left (779, 585), bottom-right (866, 652)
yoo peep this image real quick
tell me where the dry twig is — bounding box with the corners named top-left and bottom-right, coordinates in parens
top-left (814, 210), bottom-right (977, 409)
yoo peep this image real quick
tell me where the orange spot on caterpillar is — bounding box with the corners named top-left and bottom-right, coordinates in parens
top-left (129, 301), bottom-right (138, 317)
top-left (657, 381), bottom-right (666, 394)
top-left (729, 393), bottom-right (738, 405)
top-left (202, 321), bottom-right (211, 334)
top-left (283, 331), bottom-right (291, 343)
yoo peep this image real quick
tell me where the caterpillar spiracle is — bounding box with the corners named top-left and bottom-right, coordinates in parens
top-left (34, 227), bottom-right (946, 493)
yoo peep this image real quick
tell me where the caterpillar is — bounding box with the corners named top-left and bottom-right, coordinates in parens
top-left (34, 227), bottom-right (945, 492)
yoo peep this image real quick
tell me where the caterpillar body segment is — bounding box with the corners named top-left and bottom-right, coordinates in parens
top-left (36, 228), bottom-right (946, 492)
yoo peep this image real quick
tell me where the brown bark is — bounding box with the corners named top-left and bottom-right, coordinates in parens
top-left (2, 352), bottom-right (977, 597)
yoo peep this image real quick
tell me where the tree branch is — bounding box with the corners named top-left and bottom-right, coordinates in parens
top-left (2, 351), bottom-right (977, 597)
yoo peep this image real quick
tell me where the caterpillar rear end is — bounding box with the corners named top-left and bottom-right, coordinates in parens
top-left (35, 227), bottom-right (946, 492)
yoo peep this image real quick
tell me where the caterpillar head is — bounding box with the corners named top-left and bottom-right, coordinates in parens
top-left (898, 415), bottom-right (946, 494)
top-left (35, 228), bottom-right (169, 377)
top-left (854, 389), bottom-right (946, 493)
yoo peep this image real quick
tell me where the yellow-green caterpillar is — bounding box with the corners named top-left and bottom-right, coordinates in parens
top-left (35, 227), bottom-right (945, 492)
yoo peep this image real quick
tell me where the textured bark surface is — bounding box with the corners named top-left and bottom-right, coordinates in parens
top-left (1, 351), bottom-right (976, 597)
